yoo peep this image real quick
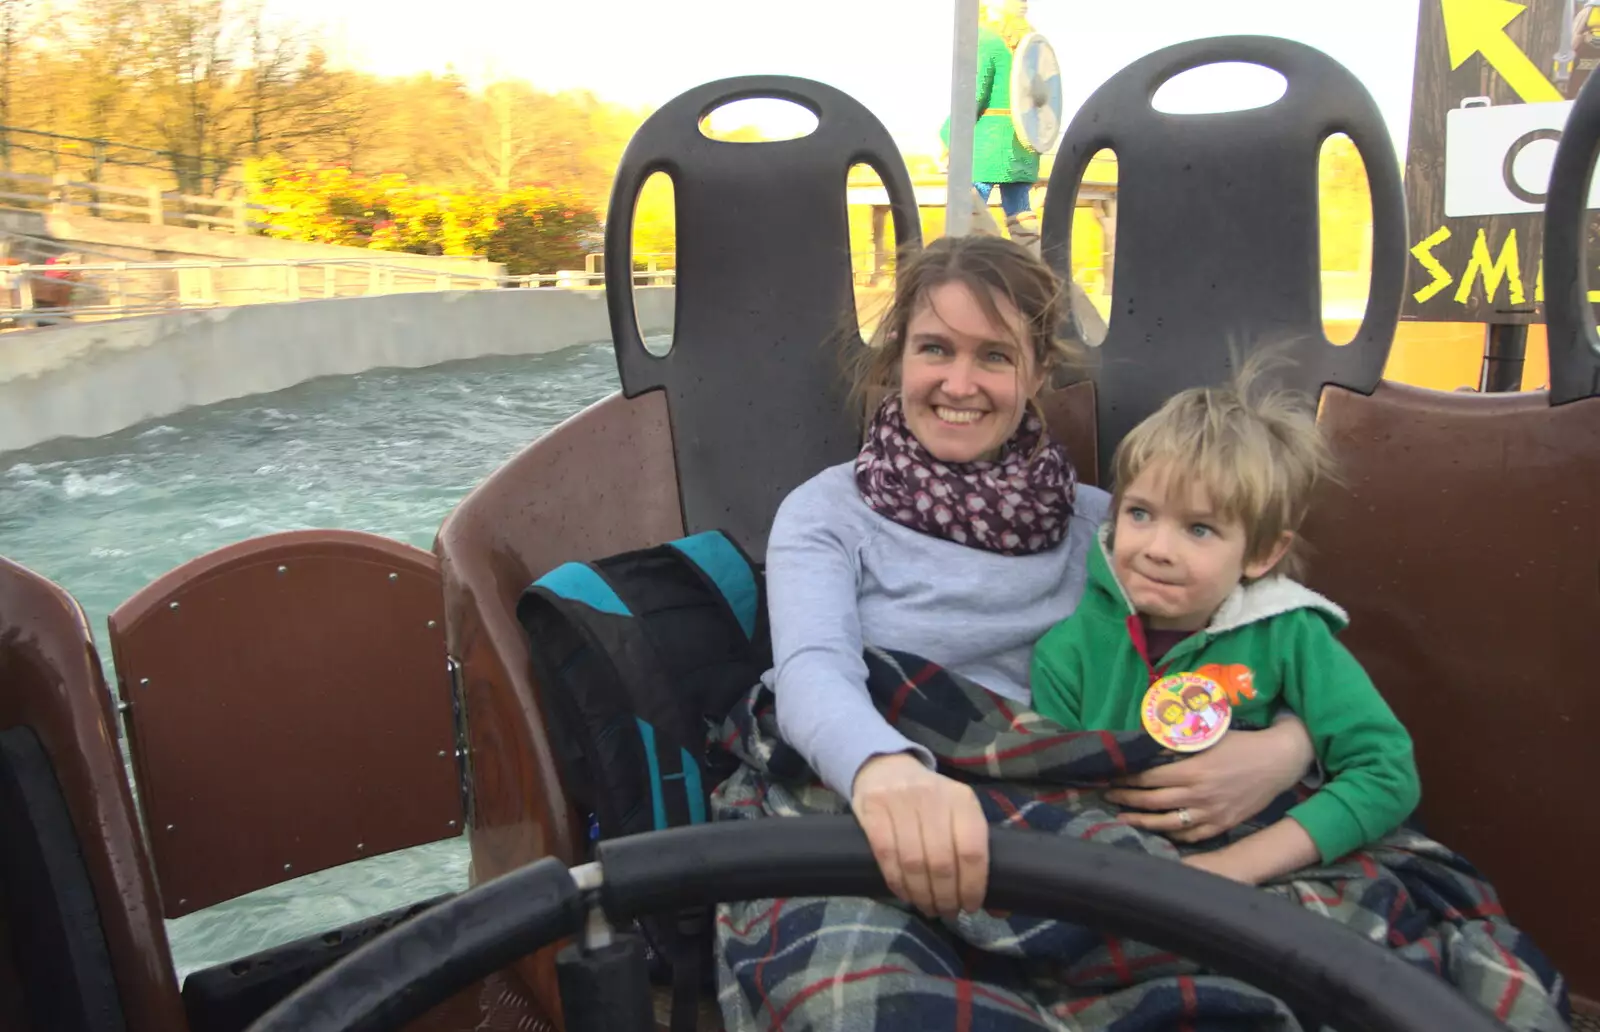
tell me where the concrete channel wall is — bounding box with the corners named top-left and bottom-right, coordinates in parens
top-left (0, 287), bottom-right (675, 454)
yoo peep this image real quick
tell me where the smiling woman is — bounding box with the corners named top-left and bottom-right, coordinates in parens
top-left (846, 232), bottom-right (1076, 456)
top-left (850, 236), bottom-right (1079, 552)
top-left (898, 281), bottom-right (1044, 463)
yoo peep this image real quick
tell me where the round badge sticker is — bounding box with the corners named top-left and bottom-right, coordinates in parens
top-left (1140, 672), bottom-right (1232, 752)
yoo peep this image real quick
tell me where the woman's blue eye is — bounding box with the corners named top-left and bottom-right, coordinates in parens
top-left (985, 350), bottom-right (1014, 364)
top-left (1127, 507), bottom-right (1149, 521)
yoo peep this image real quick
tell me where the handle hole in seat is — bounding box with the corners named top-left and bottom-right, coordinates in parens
top-left (1319, 133), bottom-right (1371, 346)
top-left (1070, 148), bottom-right (1118, 346)
top-left (698, 97), bottom-right (819, 142)
top-left (847, 163), bottom-right (903, 346)
top-left (1151, 62), bottom-right (1288, 115)
top-left (632, 171), bottom-right (676, 357)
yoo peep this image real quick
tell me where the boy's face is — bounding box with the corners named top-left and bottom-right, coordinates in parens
top-left (1111, 464), bottom-right (1288, 632)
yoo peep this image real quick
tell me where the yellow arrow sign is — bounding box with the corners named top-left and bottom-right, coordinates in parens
top-left (1440, 0), bottom-right (1563, 103)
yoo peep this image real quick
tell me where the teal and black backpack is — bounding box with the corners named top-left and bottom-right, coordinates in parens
top-left (515, 530), bottom-right (770, 1032)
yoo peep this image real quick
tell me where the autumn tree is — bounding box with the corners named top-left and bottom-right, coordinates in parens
top-left (339, 72), bottom-right (473, 184)
top-left (54, 0), bottom-right (146, 159)
top-left (0, 0), bottom-right (649, 251)
top-left (234, 6), bottom-right (352, 164)
top-left (463, 80), bottom-right (542, 193)
top-left (139, 0), bottom-right (238, 194)
top-left (0, 0), bottom-right (32, 170)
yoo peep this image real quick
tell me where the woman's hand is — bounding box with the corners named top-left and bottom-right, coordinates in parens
top-left (851, 752), bottom-right (989, 919)
top-left (1106, 717), bottom-right (1315, 843)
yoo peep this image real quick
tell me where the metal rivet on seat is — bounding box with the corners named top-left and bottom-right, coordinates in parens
top-left (448, 820), bottom-right (458, 829)
top-left (388, 572), bottom-right (399, 582)
top-left (139, 678), bottom-right (150, 687)
top-left (278, 565), bottom-right (288, 574)
top-left (165, 824), bottom-right (175, 832)
top-left (283, 864), bottom-right (293, 873)
top-left (169, 601), bottom-right (180, 610)
top-left (427, 619), bottom-right (437, 629)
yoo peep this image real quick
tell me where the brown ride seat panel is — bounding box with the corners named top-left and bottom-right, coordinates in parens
top-left (1039, 381), bottom-right (1100, 488)
top-left (0, 558), bottom-right (186, 1032)
top-left (435, 392), bottom-right (684, 1023)
top-left (1299, 67), bottom-right (1600, 1010)
top-left (1303, 383), bottom-right (1599, 1009)
top-left (107, 530), bottom-right (463, 917)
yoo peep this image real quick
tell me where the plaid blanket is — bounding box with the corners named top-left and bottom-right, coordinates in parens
top-left (710, 648), bottom-right (1572, 1031)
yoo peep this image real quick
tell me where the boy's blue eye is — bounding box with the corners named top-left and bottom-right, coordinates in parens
top-left (1189, 524), bottom-right (1214, 538)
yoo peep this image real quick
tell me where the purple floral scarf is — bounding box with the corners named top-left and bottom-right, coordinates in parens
top-left (854, 394), bottom-right (1076, 555)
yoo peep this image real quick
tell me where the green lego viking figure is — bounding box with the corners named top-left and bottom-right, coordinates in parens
top-left (941, 0), bottom-right (1043, 251)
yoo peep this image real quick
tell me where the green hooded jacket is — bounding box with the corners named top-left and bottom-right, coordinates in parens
top-left (1030, 528), bottom-right (1421, 863)
top-left (941, 27), bottom-right (1041, 185)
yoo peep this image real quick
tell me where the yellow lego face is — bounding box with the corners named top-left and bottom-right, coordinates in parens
top-left (1185, 691), bottom-right (1210, 712)
top-left (1159, 701), bottom-right (1185, 725)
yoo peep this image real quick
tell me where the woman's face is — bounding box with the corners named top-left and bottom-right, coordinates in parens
top-left (898, 280), bottom-right (1044, 464)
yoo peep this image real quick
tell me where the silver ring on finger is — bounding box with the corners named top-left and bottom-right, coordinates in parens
top-left (1177, 807), bottom-right (1194, 828)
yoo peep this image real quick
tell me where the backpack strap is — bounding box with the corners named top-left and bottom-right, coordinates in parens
top-left (666, 530), bottom-right (763, 644)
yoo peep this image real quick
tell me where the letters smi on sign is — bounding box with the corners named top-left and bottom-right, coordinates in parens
top-left (1411, 222), bottom-right (1600, 307)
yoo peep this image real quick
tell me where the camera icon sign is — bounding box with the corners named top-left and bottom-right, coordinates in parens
top-left (1443, 97), bottom-right (1600, 217)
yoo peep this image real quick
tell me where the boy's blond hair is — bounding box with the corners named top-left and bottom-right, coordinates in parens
top-left (1109, 372), bottom-right (1335, 582)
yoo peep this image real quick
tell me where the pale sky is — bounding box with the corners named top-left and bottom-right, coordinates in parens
top-left (278, 0), bottom-right (1425, 159)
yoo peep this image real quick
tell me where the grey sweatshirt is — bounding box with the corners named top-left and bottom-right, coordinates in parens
top-left (766, 461), bottom-right (1111, 797)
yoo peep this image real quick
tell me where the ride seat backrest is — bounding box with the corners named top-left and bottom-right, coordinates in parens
top-left (1301, 384), bottom-right (1599, 1006)
top-left (0, 558), bottom-right (186, 1031)
top-left (1041, 35), bottom-right (1406, 475)
top-left (106, 531), bottom-right (464, 917)
top-left (605, 75), bottom-right (921, 560)
top-left (434, 390), bottom-right (685, 1029)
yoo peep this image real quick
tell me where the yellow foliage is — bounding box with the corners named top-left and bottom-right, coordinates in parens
top-left (243, 155), bottom-right (600, 274)
top-left (631, 172), bottom-right (677, 269)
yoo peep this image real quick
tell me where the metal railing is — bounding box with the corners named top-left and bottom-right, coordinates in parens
top-left (0, 171), bottom-right (286, 234)
top-left (0, 254), bottom-right (679, 327)
top-left (0, 245), bottom-right (943, 328)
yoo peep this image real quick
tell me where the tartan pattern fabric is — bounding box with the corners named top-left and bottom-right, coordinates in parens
top-left (710, 647), bottom-right (1572, 1031)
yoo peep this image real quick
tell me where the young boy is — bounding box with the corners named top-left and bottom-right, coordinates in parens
top-left (1029, 380), bottom-right (1420, 885)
